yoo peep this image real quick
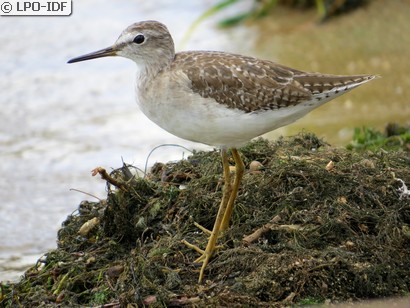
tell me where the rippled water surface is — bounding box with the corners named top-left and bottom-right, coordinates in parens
top-left (1, 0), bottom-right (408, 281)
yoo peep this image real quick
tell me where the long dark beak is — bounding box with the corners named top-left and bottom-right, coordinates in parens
top-left (67, 46), bottom-right (117, 64)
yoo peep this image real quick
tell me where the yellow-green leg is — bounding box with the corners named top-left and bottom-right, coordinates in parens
top-left (220, 148), bottom-right (245, 231)
top-left (196, 149), bottom-right (232, 283)
top-left (181, 149), bottom-right (232, 283)
top-left (182, 148), bottom-right (244, 283)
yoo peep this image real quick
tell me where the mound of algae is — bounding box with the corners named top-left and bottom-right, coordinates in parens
top-left (1, 133), bottom-right (409, 307)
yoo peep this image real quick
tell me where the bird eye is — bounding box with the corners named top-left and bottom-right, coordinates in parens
top-left (133, 34), bottom-right (145, 44)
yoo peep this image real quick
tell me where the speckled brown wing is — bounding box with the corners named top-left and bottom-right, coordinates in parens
top-left (172, 51), bottom-right (313, 113)
top-left (292, 73), bottom-right (377, 98)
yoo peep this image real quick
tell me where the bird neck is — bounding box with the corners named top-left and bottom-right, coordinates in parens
top-left (135, 52), bottom-right (174, 81)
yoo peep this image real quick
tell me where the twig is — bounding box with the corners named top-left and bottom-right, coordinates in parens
top-left (92, 302), bottom-right (120, 308)
top-left (243, 215), bottom-right (281, 245)
top-left (91, 167), bottom-right (128, 191)
top-left (168, 296), bottom-right (200, 306)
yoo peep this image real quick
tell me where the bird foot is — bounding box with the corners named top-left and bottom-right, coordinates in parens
top-left (181, 237), bottom-right (222, 283)
top-left (181, 221), bottom-right (223, 257)
top-left (193, 221), bottom-right (212, 235)
top-left (181, 221), bottom-right (224, 283)
top-left (181, 239), bottom-right (205, 255)
top-left (181, 239), bottom-right (223, 258)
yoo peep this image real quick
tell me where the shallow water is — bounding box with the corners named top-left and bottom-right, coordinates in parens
top-left (0, 0), bottom-right (408, 281)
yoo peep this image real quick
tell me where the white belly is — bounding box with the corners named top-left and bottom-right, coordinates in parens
top-left (136, 71), bottom-right (322, 148)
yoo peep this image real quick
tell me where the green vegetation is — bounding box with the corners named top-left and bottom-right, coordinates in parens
top-left (347, 124), bottom-right (410, 152)
top-left (297, 296), bottom-right (325, 305)
top-left (194, 0), bottom-right (370, 28)
top-left (182, 0), bottom-right (372, 48)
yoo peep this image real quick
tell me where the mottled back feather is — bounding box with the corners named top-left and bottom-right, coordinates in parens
top-left (171, 51), bottom-right (375, 113)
